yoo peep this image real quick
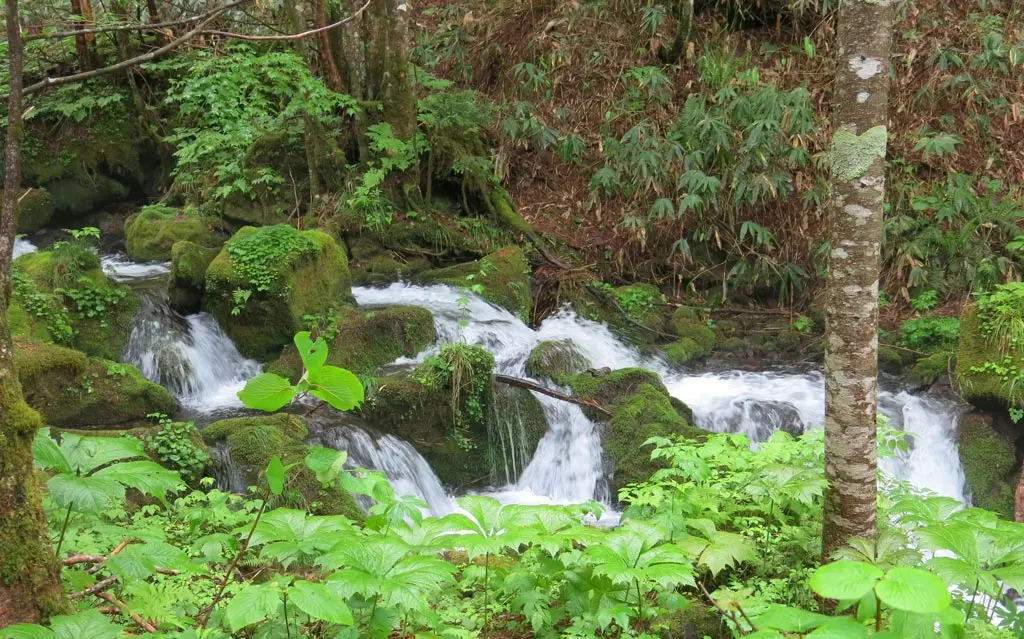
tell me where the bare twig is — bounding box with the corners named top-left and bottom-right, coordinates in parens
top-left (24, 1), bottom-right (247, 41)
top-left (494, 374), bottom-right (612, 417)
top-left (63, 554), bottom-right (106, 566)
top-left (201, 0), bottom-right (371, 40)
top-left (70, 575), bottom-right (118, 599)
top-left (95, 591), bottom-right (158, 633)
top-left (87, 538), bottom-right (133, 574)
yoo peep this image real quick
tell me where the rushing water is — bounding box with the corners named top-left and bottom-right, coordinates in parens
top-left (123, 291), bottom-right (260, 412)
top-left (101, 253), bottom-right (171, 282)
top-left (13, 238), bottom-right (38, 259)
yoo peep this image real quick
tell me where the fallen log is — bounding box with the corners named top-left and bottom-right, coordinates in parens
top-left (494, 374), bottom-right (612, 418)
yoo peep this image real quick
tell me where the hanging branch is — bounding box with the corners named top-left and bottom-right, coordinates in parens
top-left (24, 0), bottom-right (248, 41)
top-left (20, 0), bottom-right (254, 97)
top-left (494, 374), bottom-right (612, 418)
top-left (201, 0), bottom-right (372, 41)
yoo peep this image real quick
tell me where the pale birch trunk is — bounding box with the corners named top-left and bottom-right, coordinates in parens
top-left (822, 0), bottom-right (891, 559)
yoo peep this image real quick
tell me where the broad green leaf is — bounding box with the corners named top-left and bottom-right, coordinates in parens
top-left (289, 580), bottom-right (353, 625)
top-left (928, 557), bottom-right (999, 596)
top-left (994, 565), bottom-right (1024, 592)
top-left (59, 433), bottom-right (145, 475)
top-left (308, 365), bottom-right (364, 411)
top-left (50, 610), bottom-right (122, 639)
top-left (238, 373), bottom-right (296, 411)
top-left (809, 561), bottom-right (883, 601)
top-left (266, 456), bottom-right (286, 495)
top-left (106, 546), bottom-right (156, 582)
top-left (305, 446), bottom-right (348, 484)
top-left (806, 616), bottom-right (871, 638)
top-left (224, 583), bottom-right (281, 630)
top-left (294, 331), bottom-right (328, 372)
top-left (753, 605), bottom-right (830, 632)
top-left (875, 566), bottom-right (951, 613)
top-left (33, 428), bottom-right (70, 473)
top-left (0, 625), bottom-right (56, 639)
top-left (93, 461), bottom-right (185, 504)
top-left (47, 474), bottom-right (124, 513)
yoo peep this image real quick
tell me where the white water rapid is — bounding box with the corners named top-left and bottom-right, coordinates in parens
top-left (13, 238), bottom-right (38, 259)
top-left (353, 283), bottom-right (970, 505)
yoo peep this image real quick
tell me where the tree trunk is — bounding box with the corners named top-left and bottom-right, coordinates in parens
top-left (69, 0), bottom-right (92, 70)
top-left (661, 0), bottom-right (693, 64)
top-left (366, 0), bottom-right (416, 139)
top-left (0, 0), bottom-right (66, 623)
top-left (314, 0), bottom-right (344, 91)
top-left (821, 0), bottom-right (891, 559)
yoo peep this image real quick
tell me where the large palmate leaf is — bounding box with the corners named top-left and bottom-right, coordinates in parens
top-left (59, 432), bottom-right (145, 475)
top-left (810, 561), bottom-right (883, 601)
top-left (47, 474), bottom-right (124, 513)
top-left (224, 583), bottom-right (282, 631)
top-left (33, 428), bottom-right (71, 473)
top-left (49, 610), bottom-right (122, 639)
top-left (289, 580), bottom-right (353, 625)
top-left (92, 460), bottom-right (185, 505)
top-left (238, 372), bottom-right (296, 411)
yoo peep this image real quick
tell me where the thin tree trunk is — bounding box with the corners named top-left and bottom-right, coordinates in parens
top-left (661, 0), bottom-right (693, 63)
top-left (145, 0), bottom-right (167, 44)
top-left (0, 0), bottom-right (66, 623)
top-left (69, 0), bottom-right (92, 70)
top-left (821, 0), bottom-right (891, 559)
top-left (314, 0), bottom-right (344, 91)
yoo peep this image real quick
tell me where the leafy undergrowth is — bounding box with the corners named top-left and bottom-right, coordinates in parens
top-left (7, 422), bottom-right (1024, 638)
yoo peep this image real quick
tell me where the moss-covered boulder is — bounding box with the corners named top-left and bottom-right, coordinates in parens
top-left (525, 340), bottom-right (589, 385)
top-left (567, 368), bottom-right (706, 496)
top-left (203, 414), bottom-right (363, 519)
top-left (168, 241), bottom-right (219, 314)
top-left (14, 250), bottom-right (139, 360)
top-left (269, 305), bottom-right (436, 379)
top-left (955, 292), bottom-right (1024, 407)
top-left (664, 307), bottom-right (716, 365)
top-left (14, 341), bottom-right (176, 428)
top-left (204, 225), bottom-right (352, 360)
top-left (910, 352), bottom-right (952, 388)
top-left (957, 413), bottom-right (1017, 518)
top-left (345, 236), bottom-right (432, 285)
top-left (14, 187), bottom-right (55, 233)
top-left (124, 205), bottom-right (224, 262)
top-left (417, 246), bottom-right (532, 321)
top-left (557, 281), bottom-right (668, 346)
top-left (361, 344), bottom-right (496, 488)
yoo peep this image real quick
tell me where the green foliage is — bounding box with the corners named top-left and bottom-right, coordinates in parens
top-left (415, 342), bottom-right (495, 432)
top-left (11, 266), bottom-right (74, 344)
top-left (59, 284), bottom-right (128, 322)
top-left (239, 331), bottom-right (364, 412)
top-left (225, 224), bottom-right (321, 293)
top-left (899, 315), bottom-right (960, 352)
top-left (143, 414), bottom-right (209, 483)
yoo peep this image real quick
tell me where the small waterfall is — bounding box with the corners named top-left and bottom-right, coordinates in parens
top-left (306, 421), bottom-right (455, 516)
top-left (13, 238), bottom-right (37, 259)
top-left (101, 253), bottom-right (171, 282)
top-left (488, 385), bottom-right (538, 485)
top-left (123, 291), bottom-right (260, 411)
top-left (209, 441), bottom-right (249, 494)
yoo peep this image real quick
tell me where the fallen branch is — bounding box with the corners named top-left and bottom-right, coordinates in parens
top-left (63, 553), bottom-right (105, 566)
top-left (87, 538), bottom-right (133, 574)
top-left (96, 591), bottom-right (157, 633)
top-left (70, 575), bottom-right (118, 599)
top-left (494, 374), bottom-right (612, 418)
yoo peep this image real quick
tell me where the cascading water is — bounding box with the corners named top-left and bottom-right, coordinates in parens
top-left (123, 291), bottom-right (260, 412)
top-left (101, 253), bottom-right (171, 282)
top-left (306, 419), bottom-right (455, 516)
top-left (13, 238), bottom-right (37, 259)
top-left (354, 283), bottom-right (970, 505)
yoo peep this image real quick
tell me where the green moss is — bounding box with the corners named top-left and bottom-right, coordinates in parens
top-left (910, 352), bottom-right (952, 387)
top-left (955, 302), bottom-right (1024, 407)
top-left (417, 246), bottom-right (532, 321)
top-left (829, 126), bottom-right (888, 182)
top-left (525, 340), bottom-right (588, 385)
top-left (168, 240), bottom-right (219, 313)
top-left (957, 413), bottom-right (1016, 518)
top-left (203, 414), bottom-right (362, 519)
top-left (879, 343), bottom-right (915, 374)
top-left (204, 226), bottom-right (353, 360)
top-left (125, 205), bottom-right (224, 262)
top-left (8, 301), bottom-right (53, 343)
top-left (664, 338), bottom-right (712, 365)
top-left (270, 305), bottom-right (437, 378)
top-left (718, 336), bottom-right (748, 352)
top-left (567, 367), bottom-right (667, 404)
top-left (14, 342), bottom-right (176, 428)
top-left (14, 187), bottom-right (55, 233)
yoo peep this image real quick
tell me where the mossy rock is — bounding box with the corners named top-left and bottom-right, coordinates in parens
top-left (203, 414), bottom-right (362, 519)
top-left (525, 340), bottom-right (588, 385)
top-left (955, 303), bottom-right (1024, 407)
top-left (124, 205), bottom-right (224, 262)
top-left (352, 253), bottom-right (433, 286)
top-left (14, 250), bottom-right (140, 360)
top-left (168, 241), bottom-right (219, 314)
top-left (204, 225), bottom-right (352, 361)
top-left (488, 384), bottom-right (549, 484)
top-left (879, 343), bottom-right (915, 374)
top-left (567, 367), bottom-right (705, 496)
top-left (269, 305), bottom-right (437, 378)
top-left (14, 187), bottom-right (54, 233)
top-left (559, 282), bottom-right (667, 346)
top-left (416, 246), bottom-right (532, 322)
top-left (957, 413), bottom-right (1016, 518)
top-left (671, 308), bottom-right (716, 349)
top-left (718, 336), bottom-right (748, 352)
top-left (14, 341), bottom-right (176, 428)
top-left (8, 301), bottom-right (54, 343)
top-left (664, 338), bottom-right (712, 366)
top-left (910, 352), bottom-right (952, 388)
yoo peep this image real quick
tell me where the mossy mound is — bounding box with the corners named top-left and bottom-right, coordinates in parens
top-left (488, 384), bottom-right (549, 484)
top-left (14, 250), bottom-right (140, 360)
top-left (14, 341), bottom-right (176, 428)
top-left (957, 413), bottom-right (1017, 518)
top-left (14, 187), bottom-right (55, 233)
top-left (910, 352), bottom-right (952, 388)
top-left (567, 367), bottom-right (705, 496)
top-left (361, 344), bottom-right (496, 489)
top-left (525, 340), bottom-right (589, 385)
top-left (8, 301), bottom-right (55, 343)
top-left (664, 338), bottom-right (712, 366)
top-left (204, 225), bottom-right (352, 360)
top-left (269, 305), bottom-right (437, 378)
top-left (202, 414), bottom-right (363, 519)
top-left (416, 246), bottom-right (532, 321)
top-left (168, 240), bottom-right (219, 314)
top-left (125, 205), bottom-right (224, 262)
top-left (955, 302), bottom-right (1024, 407)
